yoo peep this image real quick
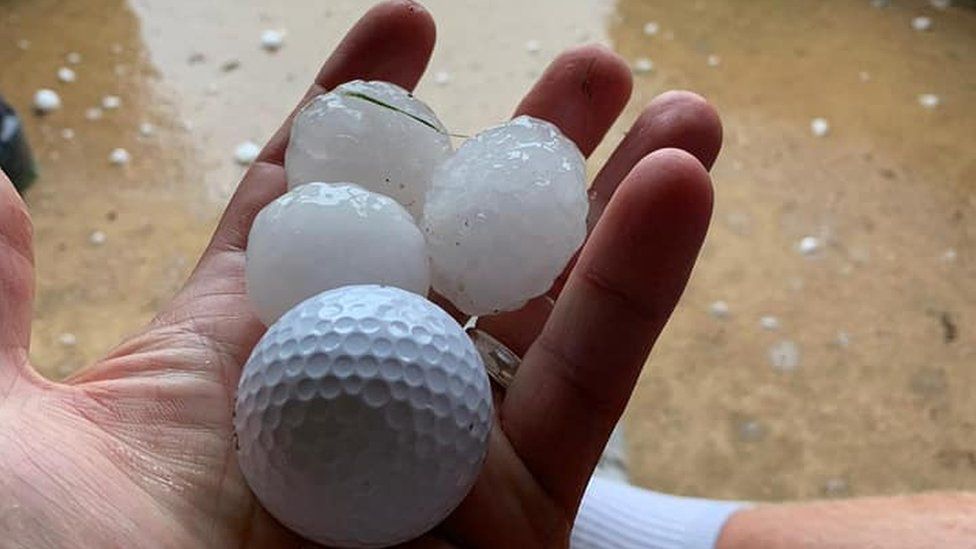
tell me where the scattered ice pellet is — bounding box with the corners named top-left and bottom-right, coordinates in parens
top-left (912, 16), bottom-right (932, 31)
top-left (760, 316), bottom-right (781, 331)
top-left (17, 39), bottom-right (30, 50)
top-left (941, 248), bottom-right (957, 262)
top-left (823, 478), bottom-right (849, 497)
top-left (101, 95), bottom-right (121, 110)
top-left (108, 148), bottom-right (130, 166)
top-left (643, 21), bottom-right (660, 36)
top-left (769, 340), bottom-right (800, 372)
top-left (834, 331), bottom-right (851, 348)
top-left (797, 235), bottom-right (822, 255)
top-left (633, 57), bottom-right (654, 74)
top-left (525, 39), bottom-right (541, 54)
top-left (260, 29), bottom-right (285, 51)
top-left (85, 107), bottom-right (103, 121)
top-left (234, 141), bottom-right (261, 165)
top-left (434, 70), bottom-right (451, 86)
top-left (810, 117), bottom-right (830, 137)
top-left (707, 54), bottom-right (721, 67)
top-left (33, 89), bottom-right (61, 114)
top-left (58, 332), bottom-right (78, 347)
top-left (930, 0), bottom-right (951, 9)
top-left (918, 93), bottom-right (940, 109)
top-left (709, 300), bottom-right (730, 319)
top-left (66, 52), bottom-right (82, 64)
top-left (858, 70), bottom-right (871, 82)
top-left (61, 128), bottom-right (75, 140)
top-left (57, 67), bottom-right (76, 83)
top-left (89, 230), bottom-right (107, 245)
top-left (139, 122), bottom-right (154, 136)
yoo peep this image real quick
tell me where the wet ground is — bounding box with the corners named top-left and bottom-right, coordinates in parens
top-left (2, 0), bottom-right (974, 502)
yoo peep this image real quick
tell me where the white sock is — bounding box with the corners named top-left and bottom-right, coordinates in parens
top-left (571, 476), bottom-right (748, 549)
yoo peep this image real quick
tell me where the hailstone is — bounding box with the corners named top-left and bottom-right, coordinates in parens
top-left (246, 182), bottom-right (429, 325)
top-left (422, 115), bottom-right (588, 316)
top-left (285, 80), bottom-right (453, 219)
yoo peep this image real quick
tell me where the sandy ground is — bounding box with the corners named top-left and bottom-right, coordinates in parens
top-left (2, 0), bottom-right (974, 502)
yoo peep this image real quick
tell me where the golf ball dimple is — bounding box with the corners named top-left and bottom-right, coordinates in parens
top-left (422, 115), bottom-right (588, 316)
top-left (246, 182), bottom-right (430, 325)
top-left (285, 80), bottom-right (453, 219)
top-left (234, 285), bottom-right (492, 548)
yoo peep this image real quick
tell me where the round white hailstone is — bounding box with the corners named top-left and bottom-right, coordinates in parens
top-left (707, 54), bottom-right (721, 67)
top-left (61, 128), bottom-right (75, 140)
top-left (260, 29), bottom-right (284, 51)
top-left (101, 95), bottom-right (121, 110)
top-left (912, 16), bottom-right (932, 31)
top-left (108, 148), bottom-right (130, 166)
top-left (246, 182), bottom-right (430, 325)
top-left (760, 315), bottom-right (781, 331)
top-left (798, 235), bottom-right (822, 255)
top-left (57, 67), bottom-right (76, 83)
top-left (58, 332), bottom-right (78, 347)
top-left (138, 122), bottom-right (154, 136)
top-left (434, 70), bottom-right (451, 86)
top-left (769, 340), bottom-right (800, 372)
top-left (633, 57), bottom-right (654, 74)
top-left (930, 0), bottom-right (950, 9)
top-left (941, 248), bottom-right (957, 262)
top-left (285, 80), bottom-right (452, 219)
top-left (33, 89), bottom-right (61, 114)
top-left (89, 230), bottom-right (107, 245)
top-left (918, 93), bottom-right (940, 109)
top-left (85, 107), bottom-right (103, 121)
top-left (810, 117), bottom-right (830, 137)
top-left (643, 21), bottom-right (660, 36)
top-left (525, 39), bottom-right (541, 53)
top-left (422, 115), bottom-right (588, 316)
top-left (234, 141), bottom-right (261, 165)
top-left (709, 300), bottom-right (730, 319)
top-left (66, 51), bottom-right (82, 64)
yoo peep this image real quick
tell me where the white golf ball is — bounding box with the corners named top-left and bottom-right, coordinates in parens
top-left (246, 182), bottom-right (430, 325)
top-left (422, 115), bottom-right (588, 316)
top-left (234, 285), bottom-right (492, 548)
top-left (284, 80), bottom-right (452, 219)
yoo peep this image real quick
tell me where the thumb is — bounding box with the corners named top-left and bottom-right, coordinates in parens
top-left (0, 170), bottom-right (35, 380)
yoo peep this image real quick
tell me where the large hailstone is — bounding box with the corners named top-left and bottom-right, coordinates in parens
top-left (285, 80), bottom-right (453, 219)
top-left (422, 115), bottom-right (588, 316)
top-left (246, 182), bottom-right (429, 325)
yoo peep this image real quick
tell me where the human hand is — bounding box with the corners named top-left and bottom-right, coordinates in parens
top-left (0, 1), bottom-right (721, 547)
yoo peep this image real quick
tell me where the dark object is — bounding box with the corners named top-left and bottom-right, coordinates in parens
top-left (0, 95), bottom-right (37, 192)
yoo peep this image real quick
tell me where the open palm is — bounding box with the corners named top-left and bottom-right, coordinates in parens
top-left (0, 2), bottom-right (721, 547)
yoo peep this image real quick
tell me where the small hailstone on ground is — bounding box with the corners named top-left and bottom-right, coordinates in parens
top-left (260, 29), bottom-right (285, 51)
top-left (707, 54), bottom-right (721, 67)
top-left (108, 148), bottom-right (130, 166)
top-left (434, 70), bottom-right (451, 86)
top-left (834, 331), bottom-right (851, 348)
top-left (57, 67), bottom-right (76, 83)
top-left (709, 300), bottom-right (730, 319)
top-left (33, 89), bottom-right (61, 114)
top-left (769, 340), bottom-right (800, 372)
top-left (810, 117), bottom-right (830, 137)
top-left (918, 93), bottom-right (940, 109)
top-left (798, 235), bottom-right (822, 255)
top-left (61, 128), bottom-right (75, 140)
top-left (643, 21), bottom-right (660, 36)
top-left (633, 57), bottom-right (654, 74)
top-left (941, 248), bottom-right (957, 262)
top-left (89, 230), bottom-right (107, 245)
top-left (912, 16), bottom-right (932, 31)
top-left (66, 52), bottom-right (82, 64)
top-left (760, 316), bottom-right (781, 331)
top-left (101, 95), bottom-right (121, 110)
top-left (17, 39), bottom-right (30, 50)
top-left (525, 39), bottom-right (541, 54)
top-left (58, 332), bottom-right (78, 347)
top-left (858, 70), bottom-right (871, 82)
top-left (930, 0), bottom-right (951, 8)
top-left (85, 107), bottom-right (103, 120)
top-left (138, 122), bottom-right (154, 136)
top-left (234, 141), bottom-right (261, 165)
